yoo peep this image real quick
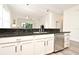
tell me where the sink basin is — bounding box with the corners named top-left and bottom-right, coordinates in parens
top-left (33, 32), bottom-right (47, 33)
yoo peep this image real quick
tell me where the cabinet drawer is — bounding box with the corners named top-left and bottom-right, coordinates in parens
top-left (64, 33), bottom-right (70, 36)
top-left (64, 38), bottom-right (69, 41)
top-left (0, 37), bottom-right (17, 44)
top-left (65, 42), bottom-right (69, 44)
top-left (35, 34), bottom-right (54, 39)
top-left (0, 42), bottom-right (16, 48)
top-left (19, 36), bottom-right (34, 41)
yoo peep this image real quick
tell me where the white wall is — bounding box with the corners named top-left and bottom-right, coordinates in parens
top-left (63, 5), bottom-right (79, 42)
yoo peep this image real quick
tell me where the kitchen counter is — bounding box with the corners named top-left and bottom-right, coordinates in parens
top-left (0, 32), bottom-right (55, 38)
top-left (0, 32), bottom-right (70, 38)
top-left (0, 28), bottom-right (70, 38)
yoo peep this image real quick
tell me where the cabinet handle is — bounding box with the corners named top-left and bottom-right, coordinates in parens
top-left (44, 41), bottom-right (45, 46)
top-left (15, 46), bottom-right (17, 53)
top-left (20, 45), bottom-right (22, 52)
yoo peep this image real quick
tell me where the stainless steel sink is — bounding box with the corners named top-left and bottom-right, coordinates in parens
top-left (33, 32), bottom-right (48, 33)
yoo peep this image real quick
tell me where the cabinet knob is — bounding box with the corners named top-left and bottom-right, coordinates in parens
top-left (15, 46), bottom-right (17, 53)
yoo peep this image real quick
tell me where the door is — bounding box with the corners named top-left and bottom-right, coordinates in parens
top-left (0, 44), bottom-right (17, 55)
top-left (34, 40), bottom-right (45, 55)
top-left (21, 41), bottom-right (34, 55)
top-left (45, 38), bottom-right (54, 54)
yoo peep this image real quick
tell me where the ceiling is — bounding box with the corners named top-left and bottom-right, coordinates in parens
top-left (7, 4), bottom-right (77, 19)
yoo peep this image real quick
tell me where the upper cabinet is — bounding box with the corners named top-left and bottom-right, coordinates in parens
top-left (0, 5), bottom-right (3, 28)
top-left (0, 5), bottom-right (11, 28)
top-left (43, 12), bottom-right (56, 28)
top-left (41, 11), bottom-right (63, 29)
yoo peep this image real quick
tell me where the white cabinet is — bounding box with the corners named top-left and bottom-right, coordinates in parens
top-left (45, 38), bottom-right (54, 54)
top-left (0, 5), bottom-right (11, 28)
top-left (34, 38), bottom-right (54, 55)
top-left (0, 37), bottom-right (18, 55)
top-left (41, 11), bottom-right (62, 29)
top-left (0, 45), bottom-right (17, 55)
top-left (21, 42), bottom-right (34, 55)
top-left (0, 5), bottom-right (3, 28)
top-left (44, 12), bottom-right (56, 28)
top-left (0, 34), bottom-right (54, 55)
top-left (2, 7), bottom-right (11, 28)
top-left (34, 34), bottom-right (54, 55)
top-left (64, 33), bottom-right (70, 48)
top-left (19, 36), bottom-right (34, 41)
top-left (34, 40), bottom-right (45, 55)
top-left (0, 37), bottom-right (17, 43)
top-left (18, 36), bottom-right (34, 55)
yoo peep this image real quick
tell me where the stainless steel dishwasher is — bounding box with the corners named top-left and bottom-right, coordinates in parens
top-left (54, 33), bottom-right (64, 52)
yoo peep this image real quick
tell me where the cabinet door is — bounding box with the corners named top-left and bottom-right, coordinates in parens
top-left (0, 44), bottom-right (17, 55)
top-left (45, 38), bottom-right (54, 54)
top-left (0, 37), bottom-right (17, 44)
top-left (19, 36), bottom-right (34, 41)
top-left (0, 37), bottom-right (18, 55)
top-left (34, 40), bottom-right (45, 55)
top-left (0, 5), bottom-right (3, 28)
top-left (64, 33), bottom-right (70, 48)
top-left (21, 41), bottom-right (34, 55)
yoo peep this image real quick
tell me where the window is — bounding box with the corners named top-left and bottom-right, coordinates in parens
top-left (0, 5), bottom-right (11, 28)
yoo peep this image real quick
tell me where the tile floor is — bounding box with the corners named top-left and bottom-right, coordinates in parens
top-left (51, 48), bottom-right (79, 55)
top-left (50, 40), bottom-right (79, 55)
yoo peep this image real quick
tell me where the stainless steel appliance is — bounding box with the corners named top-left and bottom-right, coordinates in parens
top-left (54, 33), bottom-right (64, 52)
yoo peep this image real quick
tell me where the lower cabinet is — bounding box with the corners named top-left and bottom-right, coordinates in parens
top-left (0, 44), bottom-right (17, 55)
top-left (21, 42), bottom-right (34, 55)
top-left (0, 37), bottom-right (18, 55)
top-left (45, 38), bottom-right (54, 54)
top-left (34, 37), bottom-right (54, 55)
top-left (0, 34), bottom-right (54, 55)
top-left (34, 40), bottom-right (45, 55)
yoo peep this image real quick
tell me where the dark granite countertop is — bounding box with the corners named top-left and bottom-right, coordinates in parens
top-left (0, 32), bottom-right (70, 38)
top-left (0, 28), bottom-right (70, 38)
top-left (0, 32), bottom-right (53, 38)
top-left (56, 32), bottom-right (70, 33)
